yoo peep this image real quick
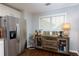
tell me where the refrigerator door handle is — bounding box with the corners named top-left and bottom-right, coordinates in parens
top-left (16, 24), bottom-right (20, 41)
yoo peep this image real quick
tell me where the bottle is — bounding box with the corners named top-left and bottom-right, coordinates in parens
top-left (38, 30), bottom-right (41, 36)
top-left (60, 31), bottom-right (63, 38)
top-left (64, 46), bottom-right (66, 52)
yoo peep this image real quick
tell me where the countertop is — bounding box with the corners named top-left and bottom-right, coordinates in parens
top-left (0, 38), bottom-right (4, 41)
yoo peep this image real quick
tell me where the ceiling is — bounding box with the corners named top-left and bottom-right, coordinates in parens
top-left (5, 3), bottom-right (79, 13)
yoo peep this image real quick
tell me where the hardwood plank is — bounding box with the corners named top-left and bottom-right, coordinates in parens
top-left (18, 48), bottom-right (78, 56)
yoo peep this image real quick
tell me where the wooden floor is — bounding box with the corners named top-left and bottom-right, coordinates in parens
top-left (18, 48), bottom-right (78, 56)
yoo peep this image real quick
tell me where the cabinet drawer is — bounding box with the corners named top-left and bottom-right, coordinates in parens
top-left (43, 40), bottom-right (58, 46)
top-left (43, 45), bottom-right (58, 50)
top-left (43, 43), bottom-right (58, 47)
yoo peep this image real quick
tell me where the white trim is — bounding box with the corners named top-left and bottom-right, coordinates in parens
top-left (69, 50), bottom-right (79, 55)
top-left (39, 12), bottom-right (67, 18)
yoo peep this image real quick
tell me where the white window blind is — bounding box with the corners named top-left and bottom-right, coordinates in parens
top-left (39, 14), bottom-right (66, 31)
top-left (39, 17), bottom-right (51, 31)
top-left (51, 15), bottom-right (65, 31)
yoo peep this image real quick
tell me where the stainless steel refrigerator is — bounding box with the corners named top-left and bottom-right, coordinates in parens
top-left (2, 16), bottom-right (20, 56)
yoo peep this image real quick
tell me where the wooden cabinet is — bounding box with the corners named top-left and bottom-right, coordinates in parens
top-left (0, 27), bottom-right (4, 38)
top-left (35, 35), bottom-right (69, 53)
top-left (42, 36), bottom-right (58, 50)
top-left (58, 38), bottom-right (69, 52)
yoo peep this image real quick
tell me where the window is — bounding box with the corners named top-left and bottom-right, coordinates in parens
top-left (39, 17), bottom-right (51, 31)
top-left (39, 14), bottom-right (66, 31)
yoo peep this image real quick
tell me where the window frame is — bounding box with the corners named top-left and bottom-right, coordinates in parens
top-left (39, 13), bottom-right (67, 31)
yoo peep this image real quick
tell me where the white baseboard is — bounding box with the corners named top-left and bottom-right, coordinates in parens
top-left (27, 45), bottom-right (31, 48)
top-left (69, 50), bottom-right (79, 56)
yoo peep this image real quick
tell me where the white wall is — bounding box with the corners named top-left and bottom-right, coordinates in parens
top-left (32, 5), bottom-right (79, 51)
top-left (31, 15), bottom-right (39, 33)
top-left (23, 11), bottom-right (33, 48)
